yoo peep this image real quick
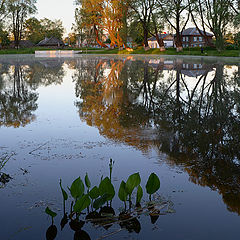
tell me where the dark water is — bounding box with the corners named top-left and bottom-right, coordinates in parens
top-left (0, 55), bottom-right (240, 240)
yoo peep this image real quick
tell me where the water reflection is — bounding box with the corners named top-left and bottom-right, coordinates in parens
top-left (74, 57), bottom-right (240, 215)
top-left (0, 59), bottom-right (65, 128)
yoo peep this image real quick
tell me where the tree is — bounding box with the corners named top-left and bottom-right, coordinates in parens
top-left (190, 0), bottom-right (235, 50)
top-left (40, 18), bottom-right (64, 40)
top-left (24, 17), bottom-right (42, 43)
top-left (157, 0), bottom-right (191, 52)
top-left (129, 0), bottom-right (155, 49)
top-left (7, 0), bottom-right (37, 48)
top-left (24, 17), bottom-right (65, 44)
top-left (75, 0), bottom-right (126, 48)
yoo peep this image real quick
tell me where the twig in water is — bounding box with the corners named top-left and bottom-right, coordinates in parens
top-left (96, 228), bottom-right (123, 240)
top-left (29, 142), bottom-right (49, 154)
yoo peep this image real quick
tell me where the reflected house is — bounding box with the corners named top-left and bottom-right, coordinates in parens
top-left (148, 34), bottom-right (174, 48)
top-left (148, 58), bottom-right (213, 77)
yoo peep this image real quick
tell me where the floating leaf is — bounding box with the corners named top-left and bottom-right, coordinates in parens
top-left (89, 186), bottom-right (100, 200)
top-left (84, 173), bottom-right (91, 189)
top-left (70, 177), bottom-right (85, 200)
top-left (45, 207), bottom-right (57, 218)
top-left (118, 181), bottom-right (128, 202)
top-left (99, 177), bottom-right (115, 201)
top-left (60, 179), bottom-right (68, 201)
top-left (146, 173), bottom-right (160, 195)
top-left (74, 194), bottom-right (91, 213)
top-left (136, 185), bottom-right (143, 204)
top-left (93, 193), bottom-right (110, 210)
top-left (126, 173), bottom-right (141, 195)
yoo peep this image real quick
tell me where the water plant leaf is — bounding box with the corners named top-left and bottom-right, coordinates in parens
top-left (118, 181), bottom-right (128, 202)
top-left (45, 207), bottom-right (57, 218)
top-left (136, 185), bottom-right (143, 204)
top-left (84, 173), bottom-right (91, 189)
top-left (74, 194), bottom-right (91, 213)
top-left (93, 193), bottom-right (110, 210)
top-left (89, 186), bottom-right (100, 200)
top-left (99, 177), bottom-right (115, 201)
top-left (146, 173), bottom-right (160, 195)
top-left (126, 173), bottom-right (141, 195)
top-left (60, 179), bottom-right (68, 201)
top-left (70, 177), bottom-right (85, 200)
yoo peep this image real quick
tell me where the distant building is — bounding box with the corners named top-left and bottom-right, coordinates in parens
top-left (181, 28), bottom-right (213, 47)
top-left (148, 34), bottom-right (174, 48)
top-left (10, 40), bottom-right (35, 48)
top-left (37, 37), bottom-right (64, 47)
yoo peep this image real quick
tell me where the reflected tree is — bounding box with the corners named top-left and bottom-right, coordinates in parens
top-left (74, 57), bottom-right (240, 215)
top-left (0, 64), bottom-right (38, 127)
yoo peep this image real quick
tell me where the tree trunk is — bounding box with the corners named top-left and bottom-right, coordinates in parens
top-left (143, 27), bottom-right (149, 50)
top-left (93, 25), bottom-right (108, 48)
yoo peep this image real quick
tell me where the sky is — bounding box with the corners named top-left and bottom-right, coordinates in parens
top-left (36, 0), bottom-right (76, 36)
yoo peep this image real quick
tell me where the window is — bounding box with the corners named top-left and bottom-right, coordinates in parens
top-left (199, 37), bottom-right (202, 41)
top-left (194, 37), bottom-right (197, 42)
top-left (183, 37), bottom-right (185, 41)
top-left (186, 37), bottom-right (189, 41)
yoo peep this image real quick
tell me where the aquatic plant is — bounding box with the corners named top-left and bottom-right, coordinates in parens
top-left (45, 159), bottom-right (174, 239)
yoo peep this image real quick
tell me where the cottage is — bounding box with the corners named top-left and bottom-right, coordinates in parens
top-left (181, 28), bottom-right (213, 47)
top-left (9, 40), bottom-right (35, 48)
top-left (37, 37), bottom-right (64, 47)
top-left (148, 34), bottom-right (174, 48)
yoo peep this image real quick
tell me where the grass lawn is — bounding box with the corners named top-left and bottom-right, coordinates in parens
top-left (0, 46), bottom-right (240, 57)
top-left (86, 47), bottom-right (240, 57)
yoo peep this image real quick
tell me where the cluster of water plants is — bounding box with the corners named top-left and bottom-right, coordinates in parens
top-left (45, 159), bottom-right (174, 240)
top-left (0, 152), bottom-right (13, 188)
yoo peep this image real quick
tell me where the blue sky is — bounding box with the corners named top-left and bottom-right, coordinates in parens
top-left (36, 0), bottom-right (75, 35)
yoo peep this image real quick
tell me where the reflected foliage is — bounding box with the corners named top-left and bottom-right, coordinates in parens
top-left (74, 57), bottom-right (240, 215)
top-left (0, 59), bottom-right (65, 128)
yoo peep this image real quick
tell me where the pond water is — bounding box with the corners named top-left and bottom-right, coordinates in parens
top-left (0, 54), bottom-right (240, 240)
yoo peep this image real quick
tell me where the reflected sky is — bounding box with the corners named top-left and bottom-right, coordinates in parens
top-left (0, 55), bottom-right (240, 240)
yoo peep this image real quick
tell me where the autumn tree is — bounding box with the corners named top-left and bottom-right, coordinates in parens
top-left (6, 0), bottom-right (37, 48)
top-left (75, 0), bottom-right (126, 48)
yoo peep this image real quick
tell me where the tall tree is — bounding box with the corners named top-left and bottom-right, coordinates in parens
top-left (190, 0), bottom-right (235, 50)
top-left (7, 0), bottom-right (37, 48)
top-left (157, 0), bottom-right (191, 52)
top-left (129, 0), bottom-right (155, 49)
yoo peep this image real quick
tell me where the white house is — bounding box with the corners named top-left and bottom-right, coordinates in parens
top-left (148, 34), bottom-right (174, 48)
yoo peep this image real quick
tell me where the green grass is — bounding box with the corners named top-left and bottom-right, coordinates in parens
top-left (0, 46), bottom-right (240, 57)
top-left (86, 47), bottom-right (240, 57)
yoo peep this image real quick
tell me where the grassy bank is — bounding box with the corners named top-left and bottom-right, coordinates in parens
top-left (0, 46), bottom-right (240, 57)
top-left (85, 47), bottom-right (240, 57)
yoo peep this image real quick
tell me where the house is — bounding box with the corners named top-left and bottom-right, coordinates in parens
top-left (37, 37), bottom-right (64, 47)
top-left (148, 34), bottom-right (174, 48)
top-left (9, 40), bottom-right (35, 48)
top-left (181, 28), bottom-right (213, 47)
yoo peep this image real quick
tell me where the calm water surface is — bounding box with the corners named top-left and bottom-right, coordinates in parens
top-left (0, 55), bottom-right (240, 240)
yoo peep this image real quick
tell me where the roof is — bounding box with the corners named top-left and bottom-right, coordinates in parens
top-left (10, 40), bottom-right (35, 48)
top-left (181, 28), bottom-right (213, 37)
top-left (37, 37), bottom-right (64, 46)
top-left (148, 34), bottom-right (173, 42)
